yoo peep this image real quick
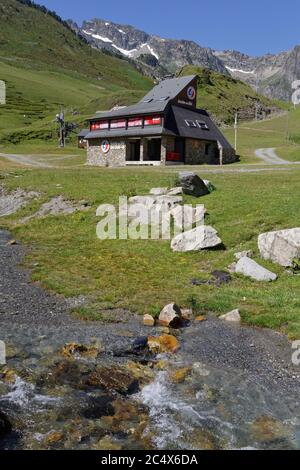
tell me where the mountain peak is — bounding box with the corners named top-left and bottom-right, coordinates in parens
top-left (74, 17), bottom-right (300, 102)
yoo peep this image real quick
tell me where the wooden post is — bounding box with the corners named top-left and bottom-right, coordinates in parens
top-left (234, 113), bottom-right (238, 152)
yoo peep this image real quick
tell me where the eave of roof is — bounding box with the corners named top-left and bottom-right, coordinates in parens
top-left (90, 101), bottom-right (168, 121)
top-left (85, 126), bottom-right (175, 140)
top-left (77, 129), bottom-right (89, 137)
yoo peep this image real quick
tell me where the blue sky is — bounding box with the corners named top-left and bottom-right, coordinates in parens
top-left (37, 0), bottom-right (300, 56)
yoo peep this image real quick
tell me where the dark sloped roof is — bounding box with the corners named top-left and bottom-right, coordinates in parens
top-left (77, 129), bottom-right (89, 138)
top-left (90, 100), bottom-right (168, 121)
top-left (167, 105), bottom-right (234, 149)
top-left (141, 75), bottom-right (196, 103)
top-left (90, 75), bottom-right (197, 121)
top-left (85, 126), bottom-right (175, 140)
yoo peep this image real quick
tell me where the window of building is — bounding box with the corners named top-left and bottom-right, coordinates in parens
top-left (128, 117), bottom-right (143, 127)
top-left (91, 121), bottom-right (109, 131)
top-left (205, 143), bottom-right (211, 155)
top-left (197, 120), bottom-right (209, 130)
top-left (111, 119), bottom-right (126, 129)
top-left (144, 116), bottom-right (162, 126)
top-left (185, 120), bottom-right (197, 128)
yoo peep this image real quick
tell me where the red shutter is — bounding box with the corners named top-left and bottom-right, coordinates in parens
top-left (144, 116), bottom-right (162, 126)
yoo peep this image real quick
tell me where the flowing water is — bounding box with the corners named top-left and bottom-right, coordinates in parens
top-left (1, 320), bottom-right (300, 450)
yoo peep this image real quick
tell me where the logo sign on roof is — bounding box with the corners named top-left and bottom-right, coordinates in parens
top-left (187, 86), bottom-right (196, 101)
top-left (101, 140), bottom-right (110, 154)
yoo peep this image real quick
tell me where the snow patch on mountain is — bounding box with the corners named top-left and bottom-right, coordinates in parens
top-left (82, 30), bottom-right (113, 43)
top-left (147, 44), bottom-right (159, 60)
top-left (226, 66), bottom-right (255, 75)
top-left (112, 44), bottom-right (138, 57)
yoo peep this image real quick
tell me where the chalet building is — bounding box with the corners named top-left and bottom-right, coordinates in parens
top-left (85, 75), bottom-right (236, 167)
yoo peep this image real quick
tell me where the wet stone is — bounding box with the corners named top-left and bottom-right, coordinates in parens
top-left (82, 396), bottom-right (115, 419)
top-left (61, 342), bottom-right (102, 359)
top-left (250, 416), bottom-right (287, 443)
top-left (84, 365), bottom-right (140, 396)
top-left (0, 410), bottom-right (12, 438)
top-left (132, 337), bottom-right (148, 351)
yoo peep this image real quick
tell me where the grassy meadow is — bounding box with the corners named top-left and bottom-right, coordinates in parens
top-left (224, 106), bottom-right (300, 163)
top-left (1, 159), bottom-right (300, 339)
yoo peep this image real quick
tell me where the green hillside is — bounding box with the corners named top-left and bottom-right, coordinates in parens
top-left (0, 0), bottom-right (290, 157)
top-left (179, 66), bottom-right (286, 125)
top-left (0, 0), bottom-right (153, 147)
top-left (223, 105), bottom-right (300, 163)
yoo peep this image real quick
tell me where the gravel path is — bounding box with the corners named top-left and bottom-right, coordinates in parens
top-left (0, 153), bottom-right (53, 168)
top-left (255, 148), bottom-right (291, 164)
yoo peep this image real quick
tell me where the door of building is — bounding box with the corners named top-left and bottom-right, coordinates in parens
top-left (128, 140), bottom-right (141, 161)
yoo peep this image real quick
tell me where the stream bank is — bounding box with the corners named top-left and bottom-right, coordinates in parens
top-left (1, 229), bottom-right (300, 450)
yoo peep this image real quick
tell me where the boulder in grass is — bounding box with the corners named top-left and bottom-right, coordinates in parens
top-left (159, 303), bottom-right (182, 327)
top-left (235, 250), bottom-right (253, 261)
top-left (169, 204), bottom-right (206, 230)
top-left (168, 187), bottom-right (183, 196)
top-left (258, 228), bottom-right (300, 267)
top-left (235, 257), bottom-right (277, 282)
top-left (171, 225), bottom-right (222, 252)
top-left (128, 196), bottom-right (156, 210)
top-left (149, 188), bottom-right (168, 196)
top-left (220, 309), bottom-right (241, 323)
top-left (178, 172), bottom-right (210, 198)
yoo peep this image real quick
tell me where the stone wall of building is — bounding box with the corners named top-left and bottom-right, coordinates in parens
top-left (185, 139), bottom-right (220, 165)
top-left (220, 146), bottom-right (237, 164)
top-left (87, 138), bottom-right (127, 167)
top-left (86, 136), bottom-right (236, 166)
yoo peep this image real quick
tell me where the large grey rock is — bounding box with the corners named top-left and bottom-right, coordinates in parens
top-left (128, 195), bottom-right (156, 210)
top-left (149, 188), bottom-right (168, 196)
top-left (168, 187), bottom-right (183, 196)
top-left (129, 195), bottom-right (182, 212)
top-left (220, 309), bottom-right (241, 323)
top-left (235, 257), bottom-right (277, 282)
top-left (178, 172), bottom-right (210, 198)
top-left (258, 228), bottom-right (300, 267)
top-left (171, 225), bottom-right (222, 252)
top-left (155, 195), bottom-right (183, 210)
top-left (169, 204), bottom-right (206, 230)
top-left (235, 250), bottom-right (253, 261)
top-left (159, 303), bottom-right (182, 327)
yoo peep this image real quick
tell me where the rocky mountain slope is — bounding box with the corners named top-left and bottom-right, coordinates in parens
top-left (75, 18), bottom-right (300, 102)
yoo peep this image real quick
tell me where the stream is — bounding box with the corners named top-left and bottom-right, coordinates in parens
top-left (1, 229), bottom-right (300, 450)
